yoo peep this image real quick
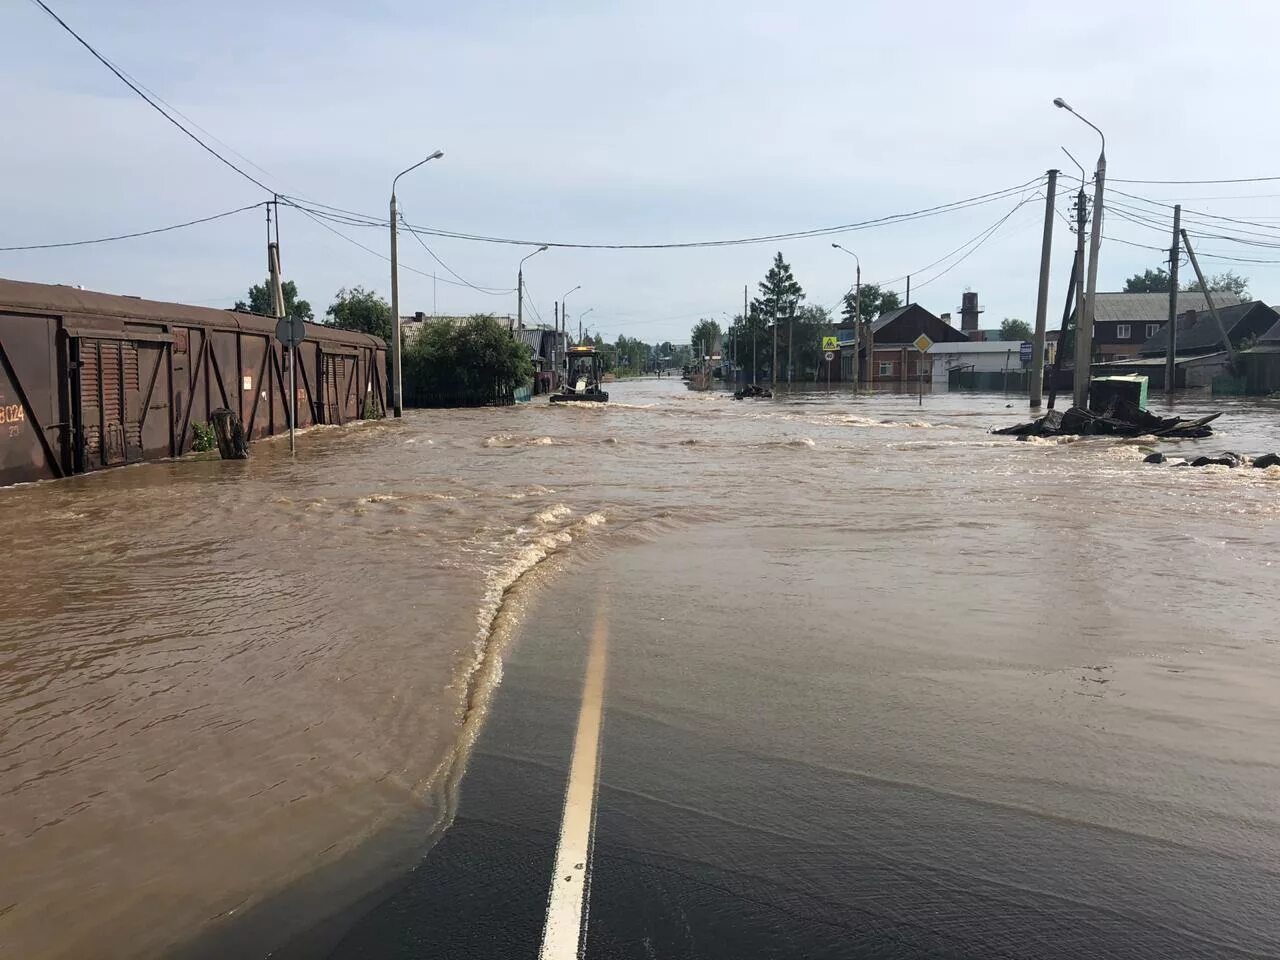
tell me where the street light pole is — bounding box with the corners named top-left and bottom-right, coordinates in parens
top-left (1055, 98), bottom-right (1105, 410)
top-left (832, 244), bottom-right (863, 389)
top-left (517, 245), bottom-right (549, 332)
top-left (390, 149), bottom-right (444, 418)
top-left (563, 284), bottom-right (582, 340)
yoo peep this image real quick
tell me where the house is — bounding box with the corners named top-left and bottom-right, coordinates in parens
top-left (514, 326), bottom-right (568, 394)
top-left (1139, 300), bottom-right (1279, 358)
top-left (1090, 291), bottom-right (1241, 361)
top-left (856, 304), bottom-right (969, 382)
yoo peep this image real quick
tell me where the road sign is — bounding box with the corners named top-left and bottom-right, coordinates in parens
top-left (1020, 341), bottom-right (1033, 364)
top-left (912, 333), bottom-right (933, 352)
top-left (821, 336), bottom-right (839, 351)
top-left (275, 316), bottom-right (306, 346)
top-left (824, 351), bottom-right (834, 361)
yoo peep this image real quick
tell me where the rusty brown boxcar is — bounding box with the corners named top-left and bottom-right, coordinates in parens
top-left (0, 278), bottom-right (387, 487)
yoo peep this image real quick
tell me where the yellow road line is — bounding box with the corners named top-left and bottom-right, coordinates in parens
top-left (537, 604), bottom-right (609, 960)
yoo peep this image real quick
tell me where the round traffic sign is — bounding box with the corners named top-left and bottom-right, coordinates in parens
top-left (824, 351), bottom-right (834, 361)
top-left (275, 316), bottom-right (307, 346)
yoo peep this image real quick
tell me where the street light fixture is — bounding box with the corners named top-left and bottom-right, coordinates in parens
top-left (389, 149), bottom-right (445, 418)
top-left (1055, 97), bottom-right (1106, 409)
top-left (517, 245), bottom-right (549, 331)
top-left (832, 242), bottom-right (865, 389)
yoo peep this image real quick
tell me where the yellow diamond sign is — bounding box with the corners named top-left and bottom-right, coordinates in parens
top-left (821, 336), bottom-right (839, 351)
top-left (913, 333), bottom-right (933, 352)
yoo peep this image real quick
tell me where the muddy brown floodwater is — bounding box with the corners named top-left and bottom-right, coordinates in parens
top-left (2, 379), bottom-right (1279, 958)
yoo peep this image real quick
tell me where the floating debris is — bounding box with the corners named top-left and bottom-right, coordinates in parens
top-left (994, 404), bottom-right (1220, 440)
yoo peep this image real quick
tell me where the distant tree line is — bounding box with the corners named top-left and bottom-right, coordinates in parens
top-left (232, 282), bottom-right (530, 407)
top-left (1123, 266), bottom-right (1250, 299)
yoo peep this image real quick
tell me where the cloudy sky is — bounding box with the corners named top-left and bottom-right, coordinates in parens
top-left (4, 0), bottom-right (1279, 344)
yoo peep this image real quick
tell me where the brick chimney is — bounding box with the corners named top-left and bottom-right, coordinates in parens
top-left (959, 291), bottom-right (983, 333)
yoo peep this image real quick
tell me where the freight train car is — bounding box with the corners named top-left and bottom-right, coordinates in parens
top-left (0, 278), bottom-right (386, 487)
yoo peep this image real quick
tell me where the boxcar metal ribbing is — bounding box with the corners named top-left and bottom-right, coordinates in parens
top-left (0, 278), bottom-right (387, 487)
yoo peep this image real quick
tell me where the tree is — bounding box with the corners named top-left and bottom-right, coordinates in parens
top-left (841, 283), bottom-right (901, 325)
top-left (999, 318), bottom-right (1033, 341)
top-left (752, 252), bottom-right (805, 322)
top-left (1123, 267), bottom-right (1172, 293)
top-left (234, 280), bottom-right (313, 321)
top-left (402, 314), bottom-right (532, 406)
top-left (792, 304), bottom-right (833, 379)
top-left (1183, 269), bottom-right (1249, 300)
top-left (324, 286), bottom-right (392, 341)
top-left (689, 318), bottom-right (722, 358)
top-left (744, 252), bottom-right (805, 381)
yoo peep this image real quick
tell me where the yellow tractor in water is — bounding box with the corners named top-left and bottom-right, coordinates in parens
top-left (551, 346), bottom-right (610, 403)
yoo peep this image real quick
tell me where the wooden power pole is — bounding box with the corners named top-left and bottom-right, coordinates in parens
top-left (1165, 206), bottom-right (1181, 392)
top-left (1030, 168), bottom-right (1057, 409)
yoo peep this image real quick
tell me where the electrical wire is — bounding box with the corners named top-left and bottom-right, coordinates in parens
top-left (0, 203), bottom-right (263, 251)
top-left (28, 0), bottom-right (274, 196)
top-left (397, 207), bottom-right (515, 295)
top-left (402, 177), bottom-right (1047, 249)
top-left (286, 177), bottom-right (1047, 251)
top-left (1111, 175), bottom-right (1280, 185)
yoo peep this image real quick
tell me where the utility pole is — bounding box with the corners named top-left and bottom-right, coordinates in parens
top-left (1181, 229), bottom-right (1235, 364)
top-left (1071, 181), bottom-right (1087, 400)
top-left (268, 239), bottom-right (294, 453)
top-left (865, 278), bottom-right (874, 390)
top-left (853, 264), bottom-right (861, 389)
top-left (787, 307), bottom-right (794, 384)
top-left (744, 285), bottom-right (750, 385)
top-left (1075, 157), bottom-right (1105, 409)
top-left (1165, 205), bottom-right (1181, 393)
top-left (1030, 168), bottom-right (1058, 409)
top-left (905, 275), bottom-right (911, 305)
top-left (389, 191), bottom-right (402, 417)
top-left (517, 266), bottom-right (524, 330)
top-left (772, 304), bottom-right (778, 388)
top-left (554, 300), bottom-right (560, 388)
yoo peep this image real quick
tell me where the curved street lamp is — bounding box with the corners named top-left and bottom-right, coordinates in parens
top-left (563, 285), bottom-right (582, 340)
top-left (517, 245), bottom-right (549, 331)
top-left (1055, 97), bottom-right (1106, 408)
top-left (832, 242), bottom-right (866, 389)
top-left (389, 149), bottom-right (444, 417)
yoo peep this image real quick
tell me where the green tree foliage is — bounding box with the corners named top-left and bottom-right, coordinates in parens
top-left (999, 318), bottom-right (1033, 341)
top-left (730, 305), bottom-right (770, 382)
top-left (612, 334), bottom-right (654, 375)
top-left (790, 304), bottom-right (833, 379)
top-left (1183, 269), bottom-right (1250, 300)
top-left (841, 283), bottom-right (901, 325)
top-left (402, 315), bottom-right (532, 407)
top-left (689, 318), bottom-right (722, 358)
top-left (234, 280), bottom-right (313, 321)
top-left (1123, 267), bottom-right (1172, 293)
top-left (324, 286), bottom-right (392, 341)
top-left (752, 252), bottom-right (805, 322)
top-left (735, 252), bottom-right (806, 382)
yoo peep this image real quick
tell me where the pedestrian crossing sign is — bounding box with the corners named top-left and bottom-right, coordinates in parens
top-left (821, 336), bottom-right (839, 351)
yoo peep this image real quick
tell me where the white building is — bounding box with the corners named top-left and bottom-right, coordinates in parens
top-left (926, 340), bottom-right (1046, 380)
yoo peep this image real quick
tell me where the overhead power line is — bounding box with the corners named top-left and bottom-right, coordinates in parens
top-left (1111, 175), bottom-right (1280, 185)
top-left (28, 0), bottom-right (274, 196)
top-left (0, 203), bottom-right (263, 251)
top-left (398, 177), bottom-right (1047, 250)
top-left (287, 178), bottom-right (1048, 252)
top-left (397, 207), bottom-right (515, 295)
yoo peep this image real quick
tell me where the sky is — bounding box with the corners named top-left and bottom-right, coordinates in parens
top-left (4, 0), bottom-right (1280, 345)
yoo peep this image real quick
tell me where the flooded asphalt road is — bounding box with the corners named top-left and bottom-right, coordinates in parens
top-left (2, 378), bottom-right (1280, 958)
